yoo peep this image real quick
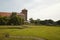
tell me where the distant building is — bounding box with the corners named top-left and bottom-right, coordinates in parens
top-left (0, 9), bottom-right (27, 21)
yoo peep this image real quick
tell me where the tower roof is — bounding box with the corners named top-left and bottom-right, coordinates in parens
top-left (22, 8), bottom-right (27, 11)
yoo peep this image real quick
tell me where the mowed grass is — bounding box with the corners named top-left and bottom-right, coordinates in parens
top-left (0, 25), bottom-right (60, 40)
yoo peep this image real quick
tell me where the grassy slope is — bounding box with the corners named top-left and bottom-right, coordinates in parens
top-left (0, 25), bottom-right (60, 40)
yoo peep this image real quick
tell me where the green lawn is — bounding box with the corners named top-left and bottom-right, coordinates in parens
top-left (0, 25), bottom-right (60, 40)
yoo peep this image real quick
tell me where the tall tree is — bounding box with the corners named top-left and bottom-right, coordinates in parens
top-left (0, 16), bottom-right (9, 25)
top-left (8, 12), bottom-right (24, 25)
top-left (29, 18), bottom-right (34, 23)
top-left (34, 19), bottom-right (40, 25)
top-left (56, 20), bottom-right (60, 25)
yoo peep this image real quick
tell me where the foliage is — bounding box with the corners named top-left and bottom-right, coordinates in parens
top-left (29, 18), bottom-right (60, 26)
top-left (34, 19), bottom-right (40, 25)
top-left (0, 12), bottom-right (24, 25)
top-left (29, 18), bottom-right (34, 23)
top-left (0, 16), bottom-right (9, 25)
top-left (56, 20), bottom-right (60, 25)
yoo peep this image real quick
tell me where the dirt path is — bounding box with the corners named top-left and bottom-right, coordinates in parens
top-left (10, 36), bottom-right (47, 40)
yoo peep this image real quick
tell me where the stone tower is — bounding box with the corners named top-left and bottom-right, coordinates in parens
top-left (22, 9), bottom-right (27, 21)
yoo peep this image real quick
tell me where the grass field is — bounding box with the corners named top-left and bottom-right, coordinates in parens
top-left (0, 25), bottom-right (60, 40)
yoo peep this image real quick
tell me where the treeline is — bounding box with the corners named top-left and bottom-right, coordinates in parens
top-left (29, 18), bottom-right (60, 26)
top-left (0, 12), bottom-right (24, 25)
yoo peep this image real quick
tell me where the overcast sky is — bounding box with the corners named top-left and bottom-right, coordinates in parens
top-left (0, 0), bottom-right (60, 21)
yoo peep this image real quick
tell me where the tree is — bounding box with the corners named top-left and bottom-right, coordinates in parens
top-left (0, 16), bottom-right (9, 25)
top-left (40, 19), bottom-right (54, 25)
top-left (47, 19), bottom-right (54, 25)
top-left (34, 19), bottom-right (40, 25)
top-left (7, 12), bottom-right (24, 25)
top-left (0, 12), bottom-right (24, 25)
top-left (29, 18), bottom-right (34, 23)
top-left (40, 20), bottom-right (46, 25)
top-left (2, 16), bottom-right (9, 25)
top-left (56, 20), bottom-right (60, 25)
top-left (0, 16), bottom-right (5, 25)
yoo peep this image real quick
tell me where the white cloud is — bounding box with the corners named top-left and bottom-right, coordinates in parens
top-left (28, 2), bottom-right (60, 21)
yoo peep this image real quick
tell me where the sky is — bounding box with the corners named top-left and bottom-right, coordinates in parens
top-left (0, 0), bottom-right (60, 21)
